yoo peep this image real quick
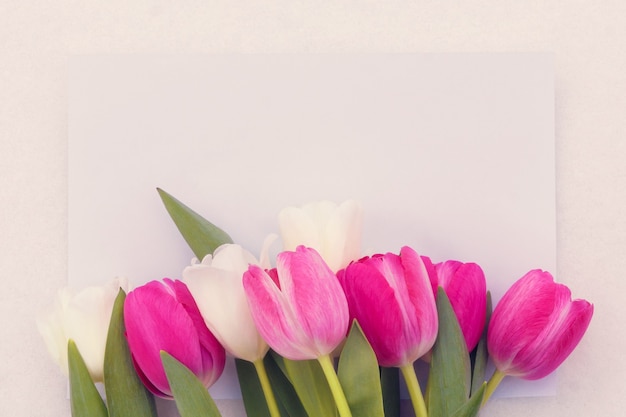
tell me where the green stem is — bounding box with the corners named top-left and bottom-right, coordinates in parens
top-left (400, 363), bottom-right (428, 417)
top-left (253, 359), bottom-right (281, 417)
top-left (482, 369), bottom-right (506, 406)
top-left (317, 354), bottom-right (353, 417)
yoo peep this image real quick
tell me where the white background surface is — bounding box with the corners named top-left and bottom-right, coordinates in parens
top-left (1, 2), bottom-right (624, 416)
top-left (68, 53), bottom-right (556, 403)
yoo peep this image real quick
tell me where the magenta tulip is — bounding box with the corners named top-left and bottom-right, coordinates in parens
top-left (243, 246), bottom-right (350, 360)
top-left (487, 270), bottom-right (593, 380)
top-left (338, 246), bottom-right (438, 367)
top-left (124, 279), bottom-right (226, 398)
top-left (428, 259), bottom-right (487, 351)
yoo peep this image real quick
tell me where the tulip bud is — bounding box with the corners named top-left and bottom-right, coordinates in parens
top-left (243, 246), bottom-right (350, 360)
top-left (430, 259), bottom-right (487, 351)
top-left (124, 279), bottom-right (226, 398)
top-left (338, 247), bottom-right (438, 367)
top-left (279, 200), bottom-right (363, 272)
top-left (37, 277), bottom-right (127, 382)
top-left (487, 270), bottom-right (593, 380)
top-left (183, 244), bottom-right (270, 362)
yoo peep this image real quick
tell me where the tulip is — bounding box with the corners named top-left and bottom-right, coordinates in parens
top-left (183, 244), bottom-right (270, 362)
top-left (124, 279), bottom-right (225, 398)
top-left (484, 269), bottom-right (593, 403)
top-left (338, 247), bottom-right (438, 368)
top-left (243, 245), bottom-right (349, 360)
top-left (279, 200), bottom-right (363, 272)
top-left (338, 246), bottom-right (437, 417)
top-left (244, 245), bottom-right (353, 417)
top-left (37, 278), bottom-right (127, 382)
top-left (429, 259), bottom-right (487, 351)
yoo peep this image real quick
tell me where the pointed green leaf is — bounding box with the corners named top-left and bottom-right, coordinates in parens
top-left (235, 359), bottom-right (272, 417)
top-left (103, 289), bottom-right (157, 417)
top-left (471, 292), bottom-right (492, 396)
top-left (272, 353), bottom-right (337, 417)
top-left (263, 354), bottom-right (308, 417)
top-left (451, 384), bottom-right (486, 417)
top-left (161, 351), bottom-right (222, 417)
top-left (427, 288), bottom-right (471, 417)
top-left (68, 339), bottom-right (108, 417)
top-left (337, 322), bottom-right (384, 417)
top-left (157, 188), bottom-right (233, 259)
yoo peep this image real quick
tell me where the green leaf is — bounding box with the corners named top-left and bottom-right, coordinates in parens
top-left (236, 359), bottom-right (272, 417)
top-left (471, 292), bottom-right (492, 396)
top-left (380, 367), bottom-right (400, 417)
top-left (451, 384), bottom-right (486, 417)
top-left (103, 289), bottom-right (157, 417)
top-left (157, 188), bottom-right (233, 259)
top-left (68, 339), bottom-right (108, 417)
top-left (337, 322), bottom-right (384, 417)
top-left (161, 351), bottom-right (222, 417)
top-left (263, 354), bottom-right (309, 417)
top-left (272, 353), bottom-right (337, 417)
top-left (427, 288), bottom-right (472, 417)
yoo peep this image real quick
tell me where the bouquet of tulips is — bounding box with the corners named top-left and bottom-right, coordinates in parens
top-left (38, 189), bottom-right (593, 417)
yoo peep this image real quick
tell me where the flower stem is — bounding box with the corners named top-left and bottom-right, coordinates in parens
top-left (482, 369), bottom-right (506, 406)
top-left (317, 354), bottom-right (353, 417)
top-left (253, 359), bottom-right (281, 417)
top-left (400, 363), bottom-right (428, 417)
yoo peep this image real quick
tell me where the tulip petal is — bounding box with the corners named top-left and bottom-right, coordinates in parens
top-left (488, 270), bottom-right (594, 380)
top-left (244, 265), bottom-right (318, 360)
top-left (184, 263), bottom-right (268, 362)
top-left (124, 281), bottom-right (205, 397)
top-left (277, 247), bottom-right (349, 357)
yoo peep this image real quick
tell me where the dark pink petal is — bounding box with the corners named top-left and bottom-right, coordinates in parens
top-left (341, 261), bottom-right (413, 366)
top-left (124, 281), bottom-right (204, 397)
top-left (168, 279), bottom-right (225, 387)
top-left (488, 270), bottom-right (593, 380)
top-left (438, 262), bottom-right (486, 351)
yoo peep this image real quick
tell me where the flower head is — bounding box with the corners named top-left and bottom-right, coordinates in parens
top-left (124, 279), bottom-right (226, 398)
top-left (279, 200), bottom-right (363, 272)
top-left (338, 247), bottom-right (438, 367)
top-left (37, 278), bottom-right (127, 382)
top-left (243, 246), bottom-right (350, 360)
top-left (487, 270), bottom-right (593, 380)
top-left (183, 243), bottom-right (270, 362)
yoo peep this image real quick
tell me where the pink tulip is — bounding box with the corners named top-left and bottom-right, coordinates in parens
top-left (337, 246), bottom-right (438, 367)
top-left (487, 270), bottom-right (593, 380)
top-left (124, 279), bottom-right (226, 398)
top-left (243, 246), bottom-right (350, 360)
top-left (428, 259), bottom-right (487, 351)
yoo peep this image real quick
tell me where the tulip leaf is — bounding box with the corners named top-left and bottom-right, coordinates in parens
top-left (161, 351), bottom-right (222, 417)
top-left (67, 339), bottom-right (108, 417)
top-left (235, 359), bottom-right (273, 417)
top-left (427, 288), bottom-right (471, 417)
top-left (380, 367), bottom-right (400, 417)
top-left (263, 354), bottom-right (309, 417)
top-left (337, 321), bottom-right (384, 417)
top-left (451, 383), bottom-right (486, 417)
top-left (104, 289), bottom-right (157, 417)
top-left (272, 353), bottom-right (338, 417)
top-left (157, 188), bottom-right (233, 259)
top-left (471, 292), bottom-right (492, 396)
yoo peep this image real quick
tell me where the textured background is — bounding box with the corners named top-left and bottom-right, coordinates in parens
top-left (1, 2), bottom-right (624, 416)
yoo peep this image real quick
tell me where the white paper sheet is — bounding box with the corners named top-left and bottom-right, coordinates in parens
top-left (68, 54), bottom-right (556, 401)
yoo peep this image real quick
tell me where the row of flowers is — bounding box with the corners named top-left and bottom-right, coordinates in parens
top-left (38, 191), bottom-right (593, 417)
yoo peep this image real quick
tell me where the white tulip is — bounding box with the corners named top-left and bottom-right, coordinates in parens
top-left (183, 242), bottom-right (273, 362)
top-left (278, 200), bottom-right (363, 272)
top-left (37, 277), bottom-right (128, 382)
